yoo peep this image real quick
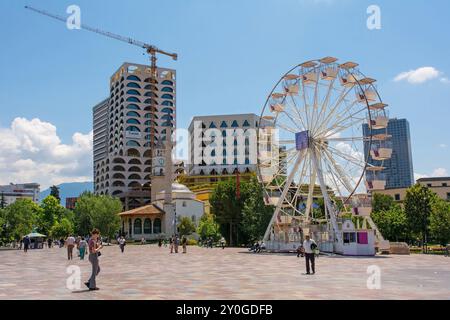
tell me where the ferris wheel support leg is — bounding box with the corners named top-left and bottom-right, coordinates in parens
top-left (310, 149), bottom-right (343, 246)
top-left (263, 150), bottom-right (305, 242)
top-left (304, 167), bottom-right (317, 222)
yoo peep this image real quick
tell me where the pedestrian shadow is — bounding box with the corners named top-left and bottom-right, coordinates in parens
top-left (237, 250), bottom-right (392, 259)
top-left (71, 289), bottom-right (91, 294)
top-left (237, 250), bottom-right (296, 257)
top-left (326, 254), bottom-right (392, 259)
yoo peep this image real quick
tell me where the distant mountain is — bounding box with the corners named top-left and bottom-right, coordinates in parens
top-left (39, 182), bottom-right (93, 206)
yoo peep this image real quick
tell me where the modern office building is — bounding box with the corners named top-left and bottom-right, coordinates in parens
top-left (93, 99), bottom-right (109, 165)
top-left (363, 118), bottom-right (414, 190)
top-left (0, 183), bottom-right (40, 206)
top-left (93, 62), bottom-right (176, 210)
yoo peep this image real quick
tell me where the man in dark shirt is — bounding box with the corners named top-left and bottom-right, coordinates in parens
top-left (23, 236), bottom-right (30, 253)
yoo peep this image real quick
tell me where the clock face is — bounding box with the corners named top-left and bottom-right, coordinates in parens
top-left (159, 158), bottom-right (165, 166)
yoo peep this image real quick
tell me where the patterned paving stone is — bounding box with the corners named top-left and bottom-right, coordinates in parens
top-left (0, 245), bottom-right (449, 299)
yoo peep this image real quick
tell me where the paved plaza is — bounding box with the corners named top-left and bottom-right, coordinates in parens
top-left (0, 245), bottom-right (449, 300)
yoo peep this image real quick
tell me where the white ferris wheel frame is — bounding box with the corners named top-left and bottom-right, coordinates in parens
top-left (257, 58), bottom-right (387, 246)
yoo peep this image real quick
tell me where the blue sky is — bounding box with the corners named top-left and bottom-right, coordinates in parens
top-left (0, 0), bottom-right (449, 187)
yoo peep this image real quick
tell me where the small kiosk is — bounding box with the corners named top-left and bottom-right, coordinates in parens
top-left (25, 232), bottom-right (46, 249)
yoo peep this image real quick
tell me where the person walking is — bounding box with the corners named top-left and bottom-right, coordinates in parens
top-left (303, 235), bottom-right (317, 275)
top-left (79, 237), bottom-right (87, 260)
top-left (220, 237), bottom-right (226, 249)
top-left (169, 235), bottom-right (174, 253)
top-left (76, 236), bottom-right (81, 257)
top-left (85, 229), bottom-right (103, 291)
top-left (47, 237), bottom-right (52, 249)
top-left (207, 237), bottom-right (212, 248)
top-left (141, 237), bottom-right (145, 245)
top-left (23, 236), bottom-right (30, 253)
top-left (174, 235), bottom-right (180, 253)
top-left (118, 236), bottom-right (126, 253)
top-left (182, 236), bottom-right (187, 254)
top-left (66, 235), bottom-right (76, 260)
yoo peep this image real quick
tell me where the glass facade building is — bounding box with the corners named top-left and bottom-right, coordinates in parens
top-left (363, 118), bottom-right (414, 189)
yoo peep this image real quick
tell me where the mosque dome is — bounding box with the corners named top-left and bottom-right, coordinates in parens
top-left (155, 183), bottom-right (195, 200)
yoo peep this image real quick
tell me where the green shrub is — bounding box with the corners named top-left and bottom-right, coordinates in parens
top-left (187, 239), bottom-right (198, 246)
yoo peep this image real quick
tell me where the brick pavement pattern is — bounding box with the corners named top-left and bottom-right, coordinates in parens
top-left (0, 245), bottom-right (449, 299)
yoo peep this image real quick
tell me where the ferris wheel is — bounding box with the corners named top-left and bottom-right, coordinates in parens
top-left (257, 57), bottom-right (391, 254)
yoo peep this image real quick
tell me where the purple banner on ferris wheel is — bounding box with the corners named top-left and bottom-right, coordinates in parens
top-left (295, 130), bottom-right (309, 151)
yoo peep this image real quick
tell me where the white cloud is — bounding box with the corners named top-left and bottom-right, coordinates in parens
top-left (432, 168), bottom-right (448, 177)
top-left (414, 172), bottom-right (428, 181)
top-left (0, 117), bottom-right (92, 190)
top-left (415, 168), bottom-right (449, 181)
top-left (335, 142), bottom-right (364, 162)
top-left (394, 67), bottom-right (441, 84)
top-left (439, 143), bottom-right (448, 148)
top-left (440, 77), bottom-right (450, 84)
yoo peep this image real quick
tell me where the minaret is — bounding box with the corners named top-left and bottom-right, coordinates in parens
top-left (162, 127), bottom-right (175, 235)
top-left (150, 127), bottom-right (175, 236)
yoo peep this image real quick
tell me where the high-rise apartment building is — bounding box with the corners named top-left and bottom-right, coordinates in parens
top-left (363, 118), bottom-right (414, 189)
top-left (93, 62), bottom-right (176, 209)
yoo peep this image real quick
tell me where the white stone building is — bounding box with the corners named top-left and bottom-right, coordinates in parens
top-left (0, 183), bottom-right (40, 206)
top-left (188, 113), bottom-right (259, 176)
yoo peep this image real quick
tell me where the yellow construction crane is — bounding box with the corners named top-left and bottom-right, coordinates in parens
top-left (25, 5), bottom-right (177, 202)
top-left (24, 5), bottom-right (177, 72)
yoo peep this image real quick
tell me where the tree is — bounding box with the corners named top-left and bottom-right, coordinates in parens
top-left (371, 205), bottom-right (409, 242)
top-left (210, 179), bottom-right (243, 246)
top-left (372, 193), bottom-right (395, 213)
top-left (0, 192), bottom-right (6, 209)
top-left (73, 191), bottom-right (95, 235)
top-left (211, 176), bottom-right (275, 246)
top-left (73, 193), bottom-right (122, 239)
top-left (0, 199), bottom-right (40, 242)
top-left (0, 209), bottom-right (5, 241)
top-left (50, 185), bottom-right (61, 202)
top-left (197, 214), bottom-right (221, 241)
top-left (50, 218), bottom-right (74, 239)
top-left (430, 199), bottom-right (450, 247)
top-left (240, 178), bottom-right (274, 244)
top-left (404, 184), bottom-right (437, 252)
top-left (177, 217), bottom-right (196, 237)
top-left (38, 195), bottom-right (67, 235)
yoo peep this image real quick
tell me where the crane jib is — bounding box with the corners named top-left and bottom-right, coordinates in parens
top-left (24, 5), bottom-right (177, 60)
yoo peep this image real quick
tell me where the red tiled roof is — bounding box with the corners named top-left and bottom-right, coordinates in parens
top-left (118, 204), bottom-right (165, 216)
